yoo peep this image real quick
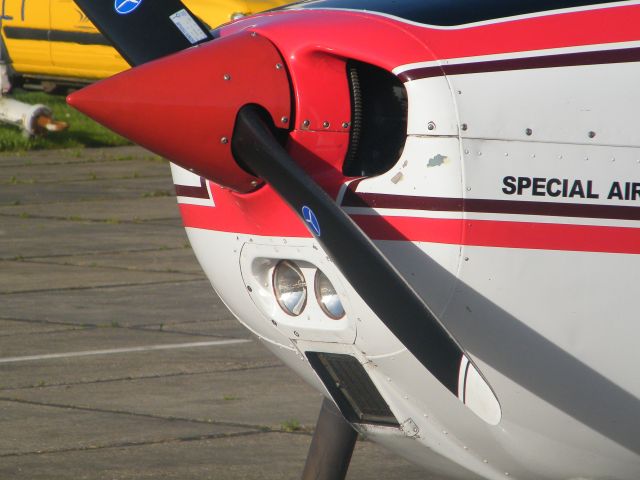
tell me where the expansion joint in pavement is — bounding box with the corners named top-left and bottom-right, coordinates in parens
top-left (0, 430), bottom-right (268, 458)
top-left (0, 363), bottom-right (283, 392)
top-left (0, 245), bottom-right (191, 262)
top-left (10, 257), bottom-right (201, 277)
top-left (0, 278), bottom-right (205, 296)
top-left (0, 396), bottom-right (280, 433)
top-left (0, 212), bottom-right (178, 226)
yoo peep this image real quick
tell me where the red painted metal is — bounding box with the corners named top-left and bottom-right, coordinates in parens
top-left (225, 11), bottom-right (432, 139)
top-left (286, 49), bottom-right (351, 134)
top-left (287, 130), bottom-right (351, 198)
top-left (67, 32), bottom-right (292, 193)
top-left (220, 10), bottom-right (434, 75)
top-left (180, 201), bottom-right (640, 255)
top-left (179, 192), bottom-right (311, 238)
top-left (71, 3), bottom-right (640, 252)
top-left (226, 5), bottom-right (640, 67)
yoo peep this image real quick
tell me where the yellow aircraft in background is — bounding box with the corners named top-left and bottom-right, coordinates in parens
top-left (0, 0), bottom-right (287, 90)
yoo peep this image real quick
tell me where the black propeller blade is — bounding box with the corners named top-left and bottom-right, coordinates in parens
top-left (232, 105), bottom-right (467, 397)
top-left (73, 0), bottom-right (213, 66)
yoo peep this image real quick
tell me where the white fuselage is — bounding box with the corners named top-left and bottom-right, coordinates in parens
top-left (171, 34), bottom-right (640, 480)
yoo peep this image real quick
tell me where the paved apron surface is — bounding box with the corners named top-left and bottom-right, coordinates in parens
top-left (0, 146), bottom-right (427, 479)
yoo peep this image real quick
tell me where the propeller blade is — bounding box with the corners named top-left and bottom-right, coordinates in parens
top-left (232, 105), bottom-right (502, 425)
top-left (73, 0), bottom-right (213, 66)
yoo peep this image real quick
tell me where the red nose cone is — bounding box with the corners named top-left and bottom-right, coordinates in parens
top-left (67, 32), bottom-right (292, 193)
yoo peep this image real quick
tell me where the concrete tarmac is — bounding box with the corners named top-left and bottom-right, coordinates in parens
top-left (0, 146), bottom-right (428, 479)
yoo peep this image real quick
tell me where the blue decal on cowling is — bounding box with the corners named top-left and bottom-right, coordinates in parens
top-left (302, 206), bottom-right (321, 237)
top-left (114, 0), bottom-right (143, 15)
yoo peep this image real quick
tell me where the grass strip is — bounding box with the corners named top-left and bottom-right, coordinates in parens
top-left (0, 89), bottom-right (131, 151)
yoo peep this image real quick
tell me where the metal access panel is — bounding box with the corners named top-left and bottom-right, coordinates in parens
top-left (306, 352), bottom-right (399, 427)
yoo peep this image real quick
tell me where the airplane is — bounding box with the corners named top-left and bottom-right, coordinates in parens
top-left (65, 0), bottom-right (640, 478)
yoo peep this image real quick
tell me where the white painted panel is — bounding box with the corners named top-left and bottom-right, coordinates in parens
top-left (405, 75), bottom-right (459, 136)
top-left (451, 62), bottom-right (640, 147)
top-left (461, 139), bottom-right (640, 208)
top-left (185, 228), bottom-right (295, 348)
top-left (354, 136), bottom-right (463, 198)
top-left (455, 245), bottom-right (640, 397)
top-left (170, 162), bottom-right (201, 186)
top-left (444, 244), bottom-right (640, 478)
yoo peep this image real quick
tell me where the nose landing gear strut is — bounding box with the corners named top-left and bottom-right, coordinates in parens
top-left (301, 398), bottom-right (358, 480)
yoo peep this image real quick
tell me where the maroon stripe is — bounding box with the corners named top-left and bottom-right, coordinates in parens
top-left (398, 46), bottom-right (640, 82)
top-left (343, 189), bottom-right (463, 211)
top-left (175, 177), bottom-right (210, 199)
top-left (342, 191), bottom-right (640, 221)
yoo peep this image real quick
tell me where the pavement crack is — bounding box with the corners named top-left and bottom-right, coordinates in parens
top-left (0, 430), bottom-right (270, 458)
top-left (0, 151), bottom-right (160, 170)
top-left (0, 212), bottom-right (177, 225)
top-left (0, 363), bottom-right (283, 391)
top-left (0, 396), bottom-right (286, 433)
top-left (0, 316), bottom-right (96, 329)
top-left (129, 325), bottom-right (247, 339)
top-left (0, 316), bottom-right (242, 340)
top-left (0, 326), bottom-right (88, 338)
top-left (13, 258), bottom-right (202, 277)
top-left (0, 278), bottom-right (205, 296)
top-left (0, 173), bottom-right (168, 187)
top-left (133, 318), bottom-right (222, 328)
top-left (0, 246), bottom-right (192, 262)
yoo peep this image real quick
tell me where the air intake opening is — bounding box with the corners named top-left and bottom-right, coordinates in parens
top-left (306, 352), bottom-right (399, 427)
top-left (343, 61), bottom-right (408, 177)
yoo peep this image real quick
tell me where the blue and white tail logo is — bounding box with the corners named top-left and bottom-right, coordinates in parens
top-left (115, 0), bottom-right (142, 15)
top-left (302, 206), bottom-right (321, 237)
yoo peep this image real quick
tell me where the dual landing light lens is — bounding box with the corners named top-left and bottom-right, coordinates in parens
top-left (273, 261), bottom-right (307, 316)
top-left (315, 269), bottom-right (345, 319)
top-left (273, 260), bottom-right (345, 319)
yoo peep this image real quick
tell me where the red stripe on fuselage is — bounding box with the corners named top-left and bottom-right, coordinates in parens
top-left (352, 215), bottom-right (640, 255)
top-left (179, 203), bottom-right (640, 254)
top-left (179, 203), bottom-right (310, 238)
top-left (403, 4), bottom-right (640, 61)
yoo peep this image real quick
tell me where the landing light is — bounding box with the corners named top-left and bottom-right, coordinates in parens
top-left (314, 270), bottom-right (345, 320)
top-left (273, 260), bottom-right (307, 316)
